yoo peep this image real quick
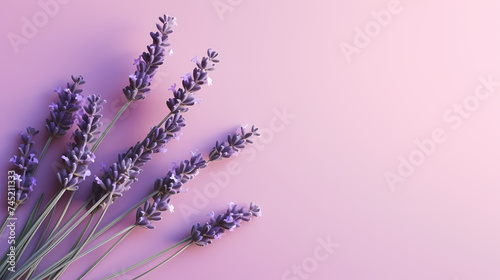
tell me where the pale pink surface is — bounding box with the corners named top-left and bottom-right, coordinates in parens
top-left (1, 0), bottom-right (500, 279)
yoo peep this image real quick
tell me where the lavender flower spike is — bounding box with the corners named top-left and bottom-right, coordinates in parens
top-left (123, 15), bottom-right (176, 101)
top-left (9, 127), bottom-right (39, 204)
top-left (135, 153), bottom-right (207, 229)
top-left (57, 95), bottom-right (105, 191)
top-left (91, 112), bottom-right (185, 209)
top-left (166, 48), bottom-right (220, 113)
top-left (136, 126), bottom-right (259, 229)
top-left (46, 75), bottom-right (85, 137)
top-left (135, 199), bottom-right (162, 229)
top-left (209, 125), bottom-right (260, 161)
top-left (190, 202), bottom-right (261, 246)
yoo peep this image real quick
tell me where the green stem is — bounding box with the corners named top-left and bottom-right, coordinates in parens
top-left (18, 194), bottom-right (44, 242)
top-left (156, 111), bottom-right (173, 128)
top-left (32, 191), bottom-right (156, 280)
top-left (0, 204), bottom-right (17, 239)
top-left (34, 201), bottom-right (56, 251)
top-left (70, 213), bottom-right (95, 252)
top-left (132, 241), bottom-right (193, 280)
top-left (49, 191), bottom-right (76, 242)
top-left (51, 200), bottom-right (110, 279)
top-left (91, 100), bottom-right (132, 153)
top-left (33, 135), bottom-right (53, 174)
top-left (10, 190), bottom-right (66, 270)
top-left (86, 191), bottom-right (158, 246)
top-left (78, 226), bottom-right (135, 280)
top-left (102, 237), bottom-right (191, 280)
top-left (0, 195), bottom-right (43, 279)
top-left (40, 196), bottom-right (91, 251)
top-left (10, 193), bottom-right (108, 279)
top-left (33, 225), bottom-right (135, 280)
top-left (25, 200), bottom-right (57, 279)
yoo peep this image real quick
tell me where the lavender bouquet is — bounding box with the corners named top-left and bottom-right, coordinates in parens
top-left (1, 14), bottom-right (261, 279)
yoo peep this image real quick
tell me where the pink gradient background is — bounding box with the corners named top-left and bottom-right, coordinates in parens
top-left (2, 0), bottom-right (500, 279)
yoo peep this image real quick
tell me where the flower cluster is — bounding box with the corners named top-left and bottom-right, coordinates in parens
top-left (190, 203), bottom-right (261, 246)
top-left (74, 95), bottom-right (106, 145)
top-left (45, 76), bottom-right (85, 137)
top-left (92, 46), bottom-right (220, 210)
top-left (124, 15), bottom-right (176, 101)
top-left (3, 13), bottom-right (263, 279)
top-left (57, 95), bottom-right (105, 191)
top-left (91, 127), bottom-right (167, 208)
top-left (166, 48), bottom-right (220, 113)
top-left (135, 126), bottom-right (260, 230)
top-left (135, 153), bottom-right (207, 229)
top-left (9, 127), bottom-right (40, 204)
top-left (91, 113), bottom-right (185, 208)
top-left (209, 125), bottom-right (260, 161)
top-left (135, 200), bottom-right (162, 230)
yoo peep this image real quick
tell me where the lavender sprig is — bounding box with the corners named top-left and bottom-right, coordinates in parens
top-left (190, 202), bottom-right (261, 246)
top-left (45, 75), bottom-right (85, 137)
top-left (135, 153), bottom-right (207, 229)
top-left (91, 113), bottom-right (185, 209)
top-left (91, 15), bottom-right (176, 153)
top-left (209, 125), bottom-right (260, 161)
top-left (135, 199), bottom-right (162, 230)
top-left (91, 46), bottom-right (220, 209)
top-left (135, 126), bottom-right (259, 229)
top-left (57, 95), bottom-right (105, 191)
top-left (165, 48), bottom-right (220, 114)
top-left (108, 203), bottom-right (261, 279)
top-left (124, 15), bottom-right (176, 101)
top-left (75, 95), bottom-right (106, 145)
top-left (9, 127), bottom-right (40, 205)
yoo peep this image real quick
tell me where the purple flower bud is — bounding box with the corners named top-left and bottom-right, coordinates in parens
top-left (57, 95), bottom-right (105, 191)
top-left (9, 127), bottom-right (40, 205)
top-left (165, 48), bottom-right (220, 113)
top-left (209, 125), bottom-right (260, 161)
top-left (45, 76), bottom-right (85, 137)
top-left (91, 124), bottom-right (173, 209)
top-left (135, 199), bottom-right (163, 229)
top-left (190, 202), bottom-right (261, 246)
top-left (123, 15), bottom-right (176, 101)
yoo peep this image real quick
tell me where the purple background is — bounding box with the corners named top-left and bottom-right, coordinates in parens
top-left (1, 0), bottom-right (500, 279)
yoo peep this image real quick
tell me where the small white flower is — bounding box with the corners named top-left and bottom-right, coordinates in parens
top-left (207, 77), bottom-right (213, 86)
top-left (48, 102), bottom-right (58, 110)
top-left (169, 49), bottom-right (174, 56)
top-left (169, 173), bottom-right (179, 183)
top-left (83, 170), bottom-right (91, 178)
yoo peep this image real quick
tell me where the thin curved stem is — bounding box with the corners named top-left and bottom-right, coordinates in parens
top-left (32, 225), bottom-right (134, 280)
top-left (10, 193), bottom-right (108, 279)
top-left (51, 200), bottom-right (111, 279)
top-left (77, 226), bottom-right (136, 280)
top-left (33, 135), bottom-right (53, 174)
top-left (86, 191), bottom-right (158, 245)
top-left (102, 237), bottom-right (191, 280)
top-left (92, 100), bottom-right (132, 153)
top-left (132, 241), bottom-right (193, 280)
top-left (156, 111), bottom-right (173, 128)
